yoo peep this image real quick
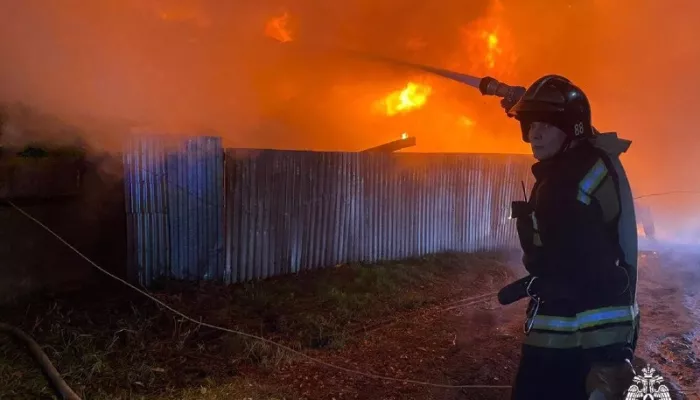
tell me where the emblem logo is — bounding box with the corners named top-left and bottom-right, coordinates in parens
top-left (625, 365), bottom-right (671, 400)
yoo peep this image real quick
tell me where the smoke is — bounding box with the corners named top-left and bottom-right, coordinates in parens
top-left (585, 0), bottom-right (700, 248)
top-left (1, 0), bottom-right (699, 236)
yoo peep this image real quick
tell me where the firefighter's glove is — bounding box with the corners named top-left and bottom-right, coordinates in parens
top-left (500, 86), bottom-right (527, 116)
top-left (585, 360), bottom-right (636, 400)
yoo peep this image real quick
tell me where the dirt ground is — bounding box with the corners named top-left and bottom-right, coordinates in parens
top-left (258, 251), bottom-right (700, 400)
top-left (0, 251), bottom-right (698, 400)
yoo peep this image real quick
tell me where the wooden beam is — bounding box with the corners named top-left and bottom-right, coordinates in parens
top-left (361, 136), bottom-right (416, 153)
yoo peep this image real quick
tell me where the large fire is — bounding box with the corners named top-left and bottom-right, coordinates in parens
top-left (379, 82), bottom-right (432, 117)
top-left (260, 3), bottom-right (522, 153)
top-left (370, 17), bottom-right (511, 149)
top-left (370, 0), bottom-right (516, 140)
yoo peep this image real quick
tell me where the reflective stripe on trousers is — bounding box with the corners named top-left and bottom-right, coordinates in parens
top-left (524, 304), bottom-right (639, 349)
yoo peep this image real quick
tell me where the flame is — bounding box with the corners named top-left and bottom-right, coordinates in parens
top-left (456, 0), bottom-right (517, 79)
top-left (265, 12), bottom-right (293, 43)
top-left (380, 82), bottom-right (432, 117)
top-left (482, 31), bottom-right (502, 69)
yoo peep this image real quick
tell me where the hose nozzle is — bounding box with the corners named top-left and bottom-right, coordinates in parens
top-left (479, 76), bottom-right (515, 98)
top-left (479, 76), bottom-right (527, 113)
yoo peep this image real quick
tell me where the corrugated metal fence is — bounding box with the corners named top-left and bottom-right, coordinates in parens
top-left (124, 136), bottom-right (224, 286)
top-left (125, 136), bottom-right (534, 287)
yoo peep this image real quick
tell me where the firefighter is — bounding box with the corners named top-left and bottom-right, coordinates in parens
top-left (500, 75), bottom-right (640, 400)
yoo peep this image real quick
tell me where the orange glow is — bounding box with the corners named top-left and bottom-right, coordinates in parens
top-left (265, 12), bottom-right (293, 43)
top-left (154, 3), bottom-right (211, 27)
top-left (405, 37), bottom-right (428, 51)
top-left (460, 117), bottom-right (475, 128)
top-left (379, 82), bottom-right (432, 117)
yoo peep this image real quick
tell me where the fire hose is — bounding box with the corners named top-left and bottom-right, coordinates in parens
top-left (0, 323), bottom-right (82, 400)
top-left (342, 50), bottom-right (524, 106)
top-left (343, 52), bottom-right (620, 143)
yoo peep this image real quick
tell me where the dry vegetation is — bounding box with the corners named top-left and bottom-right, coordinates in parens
top-left (0, 252), bottom-right (515, 399)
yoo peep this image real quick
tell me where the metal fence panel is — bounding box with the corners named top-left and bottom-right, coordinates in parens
top-left (224, 150), bottom-right (533, 284)
top-left (124, 135), bottom-right (170, 286)
top-left (165, 137), bottom-right (224, 281)
top-left (124, 135), bottom-right (224, 286)
top-left (126, 138), bottom-right (533, 286)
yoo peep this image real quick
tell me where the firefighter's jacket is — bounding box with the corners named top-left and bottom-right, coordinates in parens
top-left (516, 133), bottom-right (639, 363)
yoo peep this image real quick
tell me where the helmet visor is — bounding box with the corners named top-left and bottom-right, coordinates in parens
top-left (507, 99), bottom-right (565, 119)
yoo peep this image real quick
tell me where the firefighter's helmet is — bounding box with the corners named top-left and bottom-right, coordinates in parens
top-left (507, 75), bottom-right (593, 143)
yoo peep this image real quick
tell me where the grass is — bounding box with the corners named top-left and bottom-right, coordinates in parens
top-left (0, 251), bottom-right (512, 399)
